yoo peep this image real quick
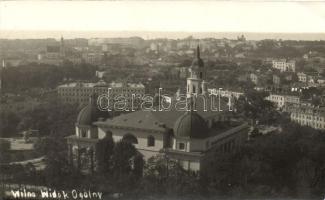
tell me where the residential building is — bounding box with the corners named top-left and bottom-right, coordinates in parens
top-left (81, 52), bottom-right (103, 66)
top-left (209, 88), bottom-right (244, 99)
top-left (266, 93), bottom-right (300, 109)
top-left (273, 74), bottom-right (281, 86)
top-left (272, 59), bottom-right (296, 72)
top-left (57, 80), bottom-right (145, 107)
top-left (250, 73), bottom-right (259, 85)
top-left (290, 105), bottom-right (325, 130)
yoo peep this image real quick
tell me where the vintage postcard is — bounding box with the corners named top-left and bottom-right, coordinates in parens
top-left (1, 1), bottom-right (325, 200)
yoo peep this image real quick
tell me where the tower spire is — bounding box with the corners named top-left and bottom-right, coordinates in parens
top-left (196, 45), bottom-right (200, 59)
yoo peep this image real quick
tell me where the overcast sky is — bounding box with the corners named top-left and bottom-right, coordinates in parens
top-left (0, 1), bottom-right (325, 40)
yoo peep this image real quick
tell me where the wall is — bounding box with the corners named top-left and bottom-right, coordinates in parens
top-left (98, 126), bottom-right (164, 160)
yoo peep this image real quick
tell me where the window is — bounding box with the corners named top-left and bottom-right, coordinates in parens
top-left (81, 130), bottom-right (87, 138)
top-left (147, 135), bottom-right (155, 147)
top-left (178, 142), bottom-right (185, 150)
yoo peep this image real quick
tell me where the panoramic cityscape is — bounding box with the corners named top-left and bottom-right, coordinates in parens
top-left (2, 31), bottom-right (325, 199)
top-left (1, 1), bottom-right (325, 200)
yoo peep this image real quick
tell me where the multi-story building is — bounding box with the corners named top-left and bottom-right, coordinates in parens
top-left (272, 59), bottom-right (296, 72)
top-left (297, 72), bottom-right (320, 86)
top-left (57, 80), bottom-right (145, 107)
top-left (250, 73), bottom-right (259, 85)
top-left (273, 74), bottom-right (281, 86)
top-left (209, 88), bottom-right (244, 99)
top-left (81, 52), bottom-right (104, 66)
top-left (297, 72), bottom-right (308, 82)
top-left (38, 36), bottom-right (66, 66)
top-left (290, 105), bottom-right (325, 130)
top-left (266, 93), bottom-right (300, 109)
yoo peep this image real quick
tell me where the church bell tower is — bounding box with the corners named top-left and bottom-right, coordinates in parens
top-left (186, 45), bottom-right (207, 98)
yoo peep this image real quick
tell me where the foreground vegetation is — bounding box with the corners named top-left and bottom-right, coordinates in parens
top-left (1, 121), bottom-right (325, 199)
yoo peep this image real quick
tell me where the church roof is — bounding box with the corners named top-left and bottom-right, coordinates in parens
top-left (76, 94), bottom-right (110, 126)
top-left (94, 96), bottom-right (231, 138)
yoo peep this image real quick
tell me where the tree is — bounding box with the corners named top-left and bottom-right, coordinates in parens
top-left (141, 155), bottom-right (201, 196)
top-left (235, 89), bottom-right (276, 125)
top-left (34, 136), bottom-right (81, 188)
top-left (111, 141), bottom-right (137, 176)
top-left (0, 108), bottom-right (20, 137)
top-left (95, 136), bottom-right (115, 174)
top-left (18, 97), bottom-right (78, 137)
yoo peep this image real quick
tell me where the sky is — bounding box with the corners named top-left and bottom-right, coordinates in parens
top-left (0, 1), bottom-right (325, 40)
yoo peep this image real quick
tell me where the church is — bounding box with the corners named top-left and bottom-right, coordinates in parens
top-left (66, 46), bottom-right (249, 173)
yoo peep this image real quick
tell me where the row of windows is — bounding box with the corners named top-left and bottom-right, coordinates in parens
top-left (292, 118), bottom-right (325, 129)
top-left (292, 114), bottom-right (325, 122)
top-left (60, 92), bottom-right (143, 97)
top-left (187, 85), bottom-right (203, 94)
top-left (78, 132), bottom-right (157, 147)
top-left (268, 96), bottom-right (299, 103)
top-left (59, 88), bottom-right (94, 92)
top-left (59, 88), bottom-right (144, 93)
top-left (216, 139), bottom-right (236, 154)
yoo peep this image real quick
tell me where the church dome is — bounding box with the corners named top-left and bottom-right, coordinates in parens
top-left (76, 95), bottom-right (101, 126)
top-left (173, 112), bottom-right (209, 139)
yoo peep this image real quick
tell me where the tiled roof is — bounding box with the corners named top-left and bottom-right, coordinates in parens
top-left (95, 96), bottom-right (230, 132)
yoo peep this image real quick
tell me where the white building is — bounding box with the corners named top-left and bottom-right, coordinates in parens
top-left (272, 59), bottom-right (296, 72)
top-left (290, 105), bottom-right (325, 130)
top-left (266, 93), bottom-right (300, 109)
top-left (209, 89), bottom-right (244, 99)
top-left (57, 80), bottom-right (145, 106)
top-left (297, 72), bottom-right (307, 82)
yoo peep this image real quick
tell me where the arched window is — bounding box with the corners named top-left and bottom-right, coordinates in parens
top-left (122, 133), bottom-right (138, 144)
top-left (81, 129), bottom-right (87, 138)
top-left (147, 135), bottom-right (155, 147)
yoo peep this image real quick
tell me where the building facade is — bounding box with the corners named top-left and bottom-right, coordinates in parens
top-left (57, 80), bottom-right (145, 106)
top-left (290, 105), bottom-right (325, 130)
top-left (272, 59), bottom-right (296, 72)
top-left (266, 93), bottom-right (300, 109)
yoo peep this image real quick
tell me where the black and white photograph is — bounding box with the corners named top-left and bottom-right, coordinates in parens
top-left (1, 1), bottom-right (325, 199)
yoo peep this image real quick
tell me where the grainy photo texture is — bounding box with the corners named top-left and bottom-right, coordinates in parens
top-left (1, 1), bottom-right (325, 200)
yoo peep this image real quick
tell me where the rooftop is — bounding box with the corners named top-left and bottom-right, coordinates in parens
top-left (94, 97), bottom-right (236, 138)
top-left (58, 81), bottom-right (145, 89)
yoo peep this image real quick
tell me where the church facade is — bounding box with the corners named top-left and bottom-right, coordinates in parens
top-left (66, 46), bottom-right (249, 173)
